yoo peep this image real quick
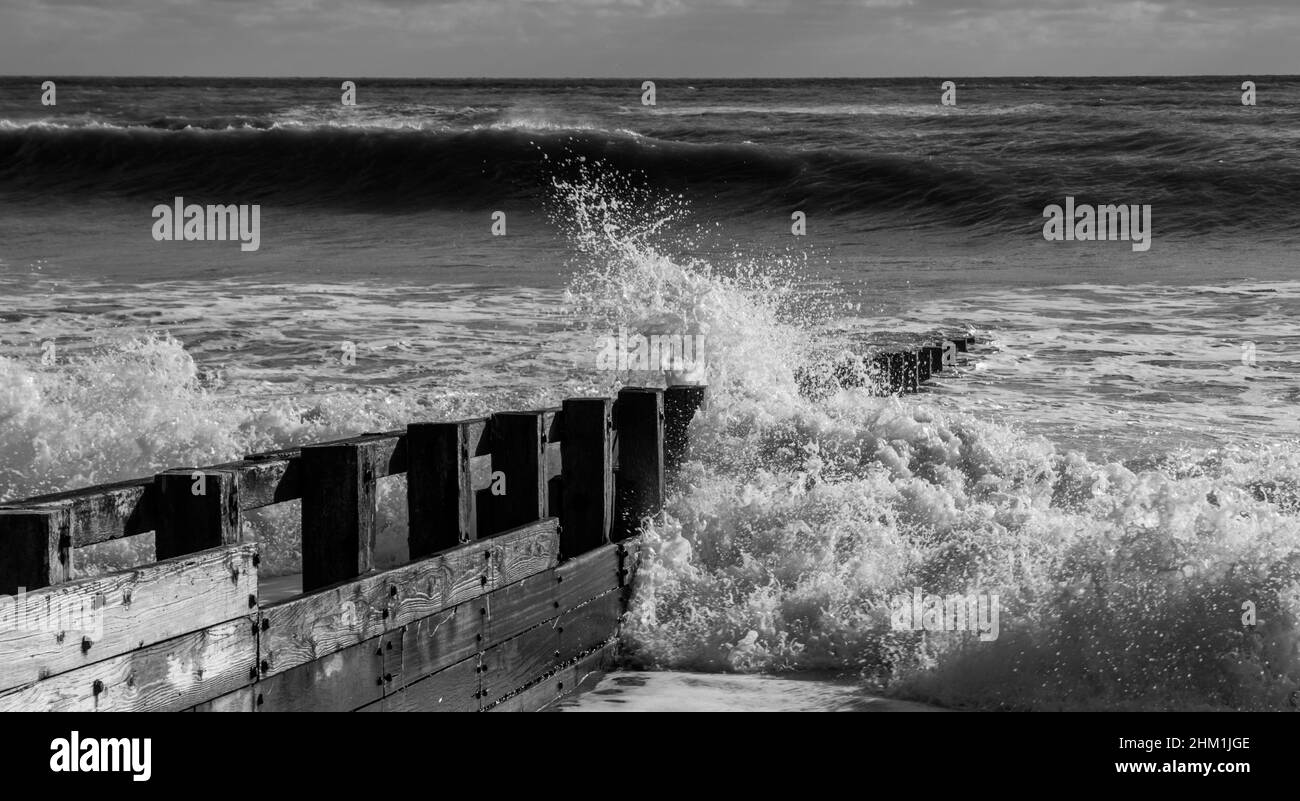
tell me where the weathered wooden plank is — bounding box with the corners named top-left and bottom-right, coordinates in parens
top-left (613, 388), bottom-right (664, 541)
top-left (256, 631), bottom-right (389, 712)
top-left (664, 385), bottom-right (706, 474)
top-left (555, 542), bottom-right (622, 613)
top-left (480, 411), bottom-right (546, 537)
top-left (484, 571), bottom-right (555, 646)
top-left (260, 518), bottom-right (558, 677)
top-left (188, 685), bottom-right (257, 712)
top-left (560, 397), bottom-right (613, 557)
top-left (0, 543), bottom-right (257, 694)
top-left (385, 602), bottom-right (483, 693)
top-left (2, 478), bottom-right (156, 547)
top-left (556, 590), bottom-right (623, 665)
top-left (486, 644), bottom-right (615, 712)
top-left (489, 517), bottom-right (560, 587)
top-left (0, 506), bottom-right (72, 594)
top-left (543, 408), bottom-right (563, 517)
top-left (301, 440), bottom-right (378, 592)
top-left (0, 615), bottom-right (256, 712)
top-left (479, 621), bottom-right (559, 708)
top-left (407, 419), bottom-right (486, 558)
top-left (154, 469), bottom-right (241, 559)
top-left (366, 652), bottom-right (480, 712)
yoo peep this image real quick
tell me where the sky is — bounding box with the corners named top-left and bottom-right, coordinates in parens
top-left (0, 0), bottom-right (1297, 77)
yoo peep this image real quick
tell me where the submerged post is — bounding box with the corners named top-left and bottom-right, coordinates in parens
top-left (664, 384), bottom-right (706, 474)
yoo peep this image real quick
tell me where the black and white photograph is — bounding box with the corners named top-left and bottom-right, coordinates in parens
top-left (0, 0), bottom-right (1296, 767)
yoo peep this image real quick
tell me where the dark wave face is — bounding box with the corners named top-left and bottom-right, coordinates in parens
top-left (2, 76), bottom-right (1300, 235)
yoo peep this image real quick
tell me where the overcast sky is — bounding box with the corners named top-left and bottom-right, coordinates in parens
top-left (0, 0), bottom-right (1296, 77)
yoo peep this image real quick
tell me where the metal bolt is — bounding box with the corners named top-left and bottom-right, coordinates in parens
top-left (247, 594), bottom-right (257, 609)
top-left (261, 618), bottom-right (270, 631)
top-left (81, 636), bottom-right (92, 653)
top-left (92, 680), bottom-right (104, 695)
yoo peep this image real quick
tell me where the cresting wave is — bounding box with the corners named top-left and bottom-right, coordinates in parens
top-left (547, 169), bottom-right (1300, 711)
top-left (2, 121), bottom-right (1298, 232)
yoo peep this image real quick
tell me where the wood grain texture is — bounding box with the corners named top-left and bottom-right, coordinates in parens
top-left (0, 543), bottom-right (256, 694)
top-left (260, 518), bottom-right (558, 677)
top-left (0, 615), bottom-right (256, 712)
top-left (366, 652), bottom-right (480, 712)
top-left (2, 477), bottom-right (156, 548)
top-left (256, 631), bottom-right (389, 712)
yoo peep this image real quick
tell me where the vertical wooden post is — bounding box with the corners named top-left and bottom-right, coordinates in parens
top-left (903, 352), bottom-right (921, 392)
top-left (301, 442), bottom-right (377, 591)
top-left (613, 388), bottom-right (664, 541)
top-left (481, 412), bottom-right (546, 537)
top-left (0, 506), bottom-right (72, 594)
top-left (407, 419), bottom-right (485, 559)
top-left (542, 409), bottom-right (563, 519)
top-left (559, 398), bottom-right (613, 558)
top-left (664, 384), bottom-right (706, 474)
top-left (154, 469), bottom-right (240, 560)
top-left (921, 345), bottom-right (944, 374)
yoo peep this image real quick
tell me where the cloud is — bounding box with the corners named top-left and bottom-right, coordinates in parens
top-left (0, 0), bottom-right (1296, 75)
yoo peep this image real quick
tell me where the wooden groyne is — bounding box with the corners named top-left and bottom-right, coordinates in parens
top-left (0, 334), bottom-right (981, 713)
top-left (795, 333), bottom-right (981, 398)
top-left (0, 385), bottom-right (706, 712)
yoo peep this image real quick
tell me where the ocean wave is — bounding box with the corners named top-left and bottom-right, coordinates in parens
top-left (1, 121), bottom-right (1295, 232)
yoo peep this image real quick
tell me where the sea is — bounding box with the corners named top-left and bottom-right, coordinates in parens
top-left (1, 76), bottom-right (1299, 710)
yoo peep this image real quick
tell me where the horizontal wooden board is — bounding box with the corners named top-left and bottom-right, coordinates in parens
top-left (256, 631), bottom-right (391, 712)
top-left (479, 621), bottom-right (559, 708)
top-left (188, 685), bottom-right (257, 712)
top-left (260, 518), bottom-right (557, 677)
top-left (556, 590), bottom-right (623, 665)
top-left (555, 542), bottom-right (622, 612)
top-left (363, 653), bottom-right (480, 712)
top-left (0, 616), bottom-right (256, 712)
top-left (4, 477), bottom-right (157, 547)
top-left (485, 644), bottom-right (616, 712)
top-left (0, 543), bottom-right (257, 693)
top-left (385, 602), bottom-right (482, 692)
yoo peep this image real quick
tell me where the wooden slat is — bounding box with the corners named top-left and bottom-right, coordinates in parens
top-left (479, 622), bottom-right (559, 708)
top-left (2, 478), bottom-right (156, 547)
top-left (480, 411), bottom-right (546, 536)
top-left (0, 616), bottom-right (256, 712)
top-left (364, 652), bottom-right (480, 712)
top-left (485, 644), bottom-right (615, 712)
top-left (301, 439), bottom-right (378, 592)
top-left (0, 543), bottom-right (257, 694)
top-left (154, 469), bottom-right (241, 559)
top-left (407, 419), bottom-right (486, 558)
top-left (559, 397), bottom-right (613, 557)
top-left (556, 590), bottom-right (622, 664)
top-left (384, 601), bottom-right (483, 693)
top-left (0, 506), bottom-right (72, 594)
top-left (664, 385), bottom-right (706, 474)
top-left (260, 518), bottom-right (558, 678)
top-left (555, 541), bottom-right (622, 613)
top-left (613, 388), bottom-right (664, 541)
top-left (189, 685), bottom-right (257, 712)
top-left (256, 630), bottom-right (390, 712)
